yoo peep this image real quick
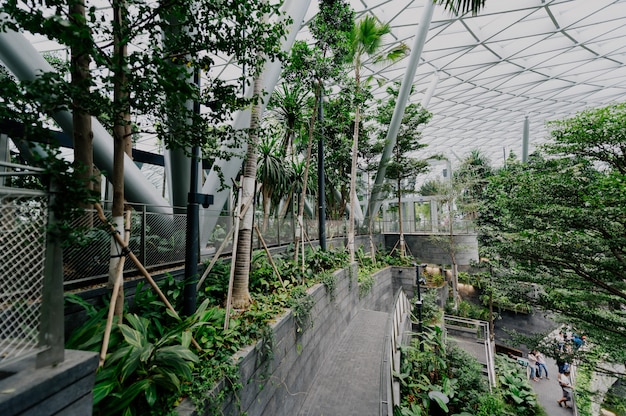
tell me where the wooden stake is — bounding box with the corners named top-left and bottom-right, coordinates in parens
top-left (254, 223), bottom-right (284, 287)
top-left (223, 188), bottom-right (243, 331)
top-left (196, 195), bottom-right (253, 291)
top-left (99, 209), bottom-right (131, 367)
top-left (94, 203), bottom-right (202, 352)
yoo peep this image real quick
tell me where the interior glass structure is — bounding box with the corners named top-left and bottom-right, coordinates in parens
top-left (21, 0), bottom-right (626, 169)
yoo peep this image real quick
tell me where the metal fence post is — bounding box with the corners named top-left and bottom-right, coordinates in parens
top-left (140, 204), bottom-right (146, 265)
top-left (36, 178), bottom-right (64, 368)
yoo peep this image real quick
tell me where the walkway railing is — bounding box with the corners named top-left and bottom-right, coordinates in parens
top-left (443, 314), bottom-right (497, 390)
top-left (382, 289), bottom-right (412, 415)
top-left (0, 162), bottom-right (64, 369)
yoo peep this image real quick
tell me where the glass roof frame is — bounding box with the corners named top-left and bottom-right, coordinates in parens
top-left (14, 0), bottom-right (626, 169)
top-left (298, 0), bottom-right (626, 167)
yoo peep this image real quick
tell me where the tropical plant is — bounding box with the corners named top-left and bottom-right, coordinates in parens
top-left (93, 313), bottom-right (199, 416)
top-left (477, 103), bottom-right (626, 361)
top-left (374, 83), bottom-right (432, 256)
top-left (257, 134), bottom-right (290, 231)
top-left (434, 0), bottom-right (487, 15)
top-left (346, 14), bottom-right (408, 262)
top-left (495, 354), bottom-right (539, 415)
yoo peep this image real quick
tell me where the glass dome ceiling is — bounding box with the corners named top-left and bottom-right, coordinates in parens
top-left (16, 0), bottom-right (626, 168)
top-left (304, 0), bottom-right (626, 166)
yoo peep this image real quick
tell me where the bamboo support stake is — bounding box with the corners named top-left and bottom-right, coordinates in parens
top-left (94, 203), bottom-right (202, 352)
top-left (254, 223), bottom-right (284, 287)
top-left (99, 208), bottom-right (131, 367)
top-left (223, 188), bottom-right (243, 331)
top-left (196, 195), bottom-right (253, 291)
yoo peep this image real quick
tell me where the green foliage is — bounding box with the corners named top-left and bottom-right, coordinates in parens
top-left (66, 295), bottom-right (203, 416)
top-left (434, 0), bottom-right (487, 16)
top-left (446, 299), bottom-right (491, 322)
top-left (394, 327), bottom-right (489, 415)
top-left (94, 313), bottom-right (199, 416)
top-left (412, 289), bottom-right (441, 325)
top-left (65, 245), bottom-right (426, 414)
top-left (289, 286), bottom-right (315, 333)
top-left (319, 271), bottom-right (338, 300)
top-left (478, 102), bottom-right (626, 360)
top-left (358, 270), bottom-right (376, 299)
top-left (495, 354), bottom-right (539, 415)
top-left (372, 82), bottom-right (432, 202)
top-left (474, 393), bottom-right (507, 416)
top-left (198, 259), bottom-right (231, 305)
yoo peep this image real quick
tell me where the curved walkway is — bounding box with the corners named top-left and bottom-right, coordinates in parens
top-left (531, 355), bottom-right (575, 416)
top-left (298, 309), bottom-right (389, 416)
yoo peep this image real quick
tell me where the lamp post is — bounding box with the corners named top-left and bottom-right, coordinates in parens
top-left (183, 69), bottom-right (214, 316)
top-left (415, 263), bottom-right (427, 351)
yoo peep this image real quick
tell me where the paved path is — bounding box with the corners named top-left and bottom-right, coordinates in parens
top-left (448, 335), bottom-right (575, 416)
top-left (531, 356), bottom-right (576, 416)
top-left (298, 309), bottom-right (389, 416)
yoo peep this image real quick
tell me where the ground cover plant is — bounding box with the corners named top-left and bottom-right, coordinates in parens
top-left (66, 245), bottom-right (409, 415)
top-left (394, 286), bottom-right (546, 416)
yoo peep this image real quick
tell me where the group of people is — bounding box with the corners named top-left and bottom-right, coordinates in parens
top-left (527, 349), bottom-right (549, 381)
top-left (527, 348), bottom-right (574, 408)
top-left (525, 328), bottom-right (586, 410)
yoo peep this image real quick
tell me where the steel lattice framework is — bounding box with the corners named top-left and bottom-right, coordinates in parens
top-left (13, 0), bottom-right (626, 187)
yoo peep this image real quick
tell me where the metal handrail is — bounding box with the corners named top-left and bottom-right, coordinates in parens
top-left (383, 289), bottom-right (412, 414)
top-left (443, 314), bottom-right (497, 390)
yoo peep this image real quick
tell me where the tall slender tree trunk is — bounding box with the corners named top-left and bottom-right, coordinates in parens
top-left (293, 83), bottom-right (320, 263)
top-left (448, 204), bottom-right (458, 308)
top-left (108, 0), bottom-right (130, 319)
top-left (69, 0), bottom-right (93, 224)
top-left (348, 65), bottom-right (361, 263)
top-left (231, 73), bottom-right (263, 309)
top-left (397, 175), bottom-right (405, 256)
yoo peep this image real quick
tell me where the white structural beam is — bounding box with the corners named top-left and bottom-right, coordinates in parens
top-left (0, 19), bottom-right (172, 214)
top-left (366, 0), bottom-right (435, 225)
top-left (199, 0), bottom-right (313, 246)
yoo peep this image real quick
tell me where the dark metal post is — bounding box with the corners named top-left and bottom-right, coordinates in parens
top-left (416, 263), bottom-right (427, 352)
top-left (317, 85), bottom-right (326, 250)
top-left (37, 177), bottom-right (64, 367)
top-left (183, 69), bottom-right (202, 316)
top-left (183, 143), bottom-right (200, 316)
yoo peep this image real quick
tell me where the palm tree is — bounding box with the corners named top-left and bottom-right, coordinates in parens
top-left (267, 83), bottom-right (308, 159)
top-left (231, 78), bottom-right (261, 309)
top-left (434, 0), bottom-right (486, 15)
top-left (257, 134), bottom-right (289, 232)
top-left (346, 15), bottom-right (408, 262)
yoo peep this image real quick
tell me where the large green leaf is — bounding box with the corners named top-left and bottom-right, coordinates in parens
top-left (106, 379), bottom-right (152, 414)
top-left (119, 324), bottom-right (144, 349)
top-left (119, 348), bottom-right (141, 383)
top-left (145, 382), bottom-right (158, 407)
top-left (139, 342), bottom-right (155, 362)
top-left (92, 379), bottom-right (117, 405)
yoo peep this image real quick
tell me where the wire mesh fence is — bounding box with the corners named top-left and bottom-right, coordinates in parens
top-left (0, 189), bottom-right (48, 367)
top-left (62, 204), bottom-right (476, 289)
top-left (63, 206), bottom-right (189, 286)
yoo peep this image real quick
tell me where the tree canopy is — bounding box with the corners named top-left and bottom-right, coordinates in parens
top-left (478, 103), bottom-right (626, 361)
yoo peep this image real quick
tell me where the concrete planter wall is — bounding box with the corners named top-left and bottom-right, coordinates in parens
top-left (0, 350), bottom-right (98, 416)
top-left (384, 234), bottom-right (478, 271)
top-left (179, 265), bottom-right (414, 416)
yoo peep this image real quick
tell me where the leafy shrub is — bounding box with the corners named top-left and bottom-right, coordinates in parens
top-left (495, 354), bottom-right (539, 416)
top-left (288, 286), bottom-right (315, 333)
top-left (411, 288), bottom-right (441, 325)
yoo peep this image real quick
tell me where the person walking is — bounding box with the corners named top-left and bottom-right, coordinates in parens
top-left (535, 349), bottom-right (549, 380)
top-left (557, 370), bottom-right (573, 408)
top-left (528, 350), bottom-right (539, 381)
